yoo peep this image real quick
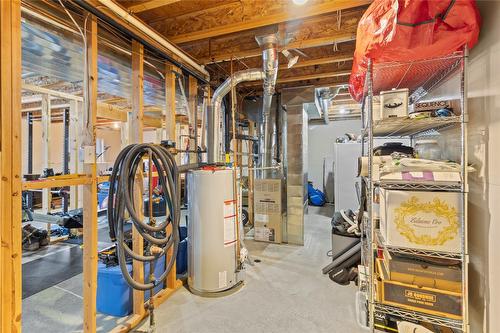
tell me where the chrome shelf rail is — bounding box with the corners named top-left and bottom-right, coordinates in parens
top-left (375, 230), bottom-right (463, 261)
top-left (374, 304), bottom-right (463, 330)
top-left (361, 47), bottom-right (469, 333)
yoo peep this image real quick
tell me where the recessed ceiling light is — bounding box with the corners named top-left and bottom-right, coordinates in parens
top-left (293, 0), bottom-right (309, 5)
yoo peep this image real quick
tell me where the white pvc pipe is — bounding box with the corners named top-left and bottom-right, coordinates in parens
top-left (97, 0), bottom-right (209, 79)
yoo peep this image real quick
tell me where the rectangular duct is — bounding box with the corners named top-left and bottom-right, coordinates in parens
top-left (282, 87), bottom-right (313, 245)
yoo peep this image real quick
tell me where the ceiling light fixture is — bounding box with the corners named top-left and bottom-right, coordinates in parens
top-left (292, 0), bottom-right (309, 5)
top-left (282, 49), bottom-right (299, 69)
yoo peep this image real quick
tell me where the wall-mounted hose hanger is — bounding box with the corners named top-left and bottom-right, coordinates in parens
top-left (107, 143), bottom-right (180, 291)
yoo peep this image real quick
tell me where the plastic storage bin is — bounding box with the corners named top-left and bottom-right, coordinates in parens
top-left (97, 256), bottom-right (167, 317)
top-left (176, 226), bottom-right (188, 275)
top-left (96, 262), bottom-right (133, 317)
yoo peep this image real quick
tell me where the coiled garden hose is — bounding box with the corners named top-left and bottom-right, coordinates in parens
top-left (107, 143), bottom-right (180, 291)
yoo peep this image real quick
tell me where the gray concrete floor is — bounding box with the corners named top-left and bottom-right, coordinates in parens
top-left (23, 206), bottom-right (365, 333)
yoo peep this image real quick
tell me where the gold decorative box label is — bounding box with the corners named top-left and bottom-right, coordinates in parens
top-left (393, 196), bottom-right (459, 246)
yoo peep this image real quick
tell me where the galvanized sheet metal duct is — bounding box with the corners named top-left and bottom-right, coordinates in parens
top-left (208, 69), bottom-right (265, 163)
top-left (256, 34), bottom-right (279, 175)
top-left (208, 33), bottom-right (278, 165)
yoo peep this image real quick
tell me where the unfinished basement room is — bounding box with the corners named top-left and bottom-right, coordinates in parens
top-left (1, 0), bottom-right (499, 332)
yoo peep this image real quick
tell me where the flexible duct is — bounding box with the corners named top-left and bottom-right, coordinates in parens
top-left (208, 69), bottom-right (265, 163)
top-left (256, 34), bottom-right (279, 175)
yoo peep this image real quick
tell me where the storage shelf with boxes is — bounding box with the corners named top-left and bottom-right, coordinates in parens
top-left (360, 49), bottom-right (469, 332)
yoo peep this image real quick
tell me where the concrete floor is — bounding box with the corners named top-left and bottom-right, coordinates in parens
top-left (23, 206), bottom-right (365, 333)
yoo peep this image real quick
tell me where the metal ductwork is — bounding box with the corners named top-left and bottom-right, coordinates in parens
top-left (315, 87), bottom-right (344, 124)
top-left (256, 33), bottom-right (279, 176)
top-left (208, 33), bottom-right (279, 165)
top-left (208, 69), bottom-right (265, 163)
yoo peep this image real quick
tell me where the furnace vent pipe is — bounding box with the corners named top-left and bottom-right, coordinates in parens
top-left (208, 69), bottom-right (265, 163)
top-left (256, 34), bottom-right (279, 174)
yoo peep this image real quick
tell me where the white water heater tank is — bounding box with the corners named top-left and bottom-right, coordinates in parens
top-left (187, 168), bottom-right (239, 294)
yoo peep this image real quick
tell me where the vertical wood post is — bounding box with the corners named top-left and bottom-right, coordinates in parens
top-left (0, 1), bottom-right (22, 331)
top-left (41, 94), bottom-right (52, 214)
top-left (188, 76), bottom-right (198, 163)
top-left (131, 39), bottom-right (145, 316)
top-left (69, 100), bottom-right (80, 209)
top-left (164, 63), bottom-right (177, 289)
top-left (165, 64), bottom-right (178, 166)
top-left (82, 15), bottom-right (98, 333)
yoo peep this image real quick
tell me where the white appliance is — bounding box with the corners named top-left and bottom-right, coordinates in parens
top-left (333, 139), bottom-right (410, 211)
top-left (187, 168), bottom-right (240, 294)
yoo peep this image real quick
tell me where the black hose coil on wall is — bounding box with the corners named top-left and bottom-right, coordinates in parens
top-left (107, 143), bottom-right (180, 291)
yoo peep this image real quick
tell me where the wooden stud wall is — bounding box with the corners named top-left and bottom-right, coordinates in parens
top-left (188, 76), bottom-right (198, 163)
top-left (6, 4), bottom-right (192, 331)
top-left (130, 39), bottom-right (146, 318)
top-left (82, 15), bottom-right (99, 333)
top-left (0, 1), bottom-right (22, 332)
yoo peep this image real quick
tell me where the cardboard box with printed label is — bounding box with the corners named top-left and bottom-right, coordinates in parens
top-left (254, 179), bottom-right (283, 243)
top-left (379, 88), bottom-right (409, 119)
top-left (376, 259), bottom-right (462, 320)
top-left (380, 189), bottom-right (462, 253)
top-left (383, 249), bottom-right (462, 293)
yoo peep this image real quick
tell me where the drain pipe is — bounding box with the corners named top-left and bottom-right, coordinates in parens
top-left (256, 34), bottom-right (279, 177)
top-left (208, 69), bottom-right (265, 163)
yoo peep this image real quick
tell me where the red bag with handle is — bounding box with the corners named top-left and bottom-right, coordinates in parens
top-left (349, 0), bottom-right (481, 102)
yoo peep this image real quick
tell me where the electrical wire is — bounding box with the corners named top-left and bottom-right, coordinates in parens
top-left (107, 143), bottom-right (180, 291)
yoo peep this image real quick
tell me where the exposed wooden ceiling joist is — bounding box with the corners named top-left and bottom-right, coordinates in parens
top-left (278, 70), bottom-right (351, 84)
top-left (152, 0), bottom-right (371, 44)
top-left (206, 42), bottom-right (355, 85)
top-left (277, 78), bottom-right (350, 90)
top-left (180, 7), bottom-right (363, 64)
top-left (127, 0), bottom-right (182, 13)
top-left (279, 55), bottom-right (353, 70)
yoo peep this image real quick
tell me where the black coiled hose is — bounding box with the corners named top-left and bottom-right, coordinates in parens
top-left (107, 143), bottom-right (180, 291)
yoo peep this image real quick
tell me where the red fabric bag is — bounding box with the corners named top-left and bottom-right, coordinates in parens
top-left (349, 0), bottom-right (481, 102)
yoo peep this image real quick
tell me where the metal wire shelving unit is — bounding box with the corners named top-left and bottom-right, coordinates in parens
top-left (359, 48), bottom-right (469, 333)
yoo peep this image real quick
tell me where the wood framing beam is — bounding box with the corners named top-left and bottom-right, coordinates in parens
top-left (188, 75), bottom-right (198, 163)
top-left (22, 83), bottom-right (83, 101)
top-left (279, 55), bottom-right (353, 70)
top-left (154, 0), bottom-right (370, 43)
top-left (127, 0), bottom-right (181, 13)
top-left (165, 64), bottom-right (178, 142)
top-left (276, 78), bottom-right (350, 90)
top-left (0, 1), bottom-right (22, 331)
top-left (195, 32), bottom-right (356, 64)
top-left (183, 7), bottom-right (364, 65)
top-left (69, 100), bottom-right (82, 209)
top-left (22, 174), bottom-right (91, 190)
top-left (278, 70), bottom-right (351, 84)
top-left (82, 15), bottom-right (98, 333)
top-left (41, 94), bottom-right (52, 214)
top-left (130, 39), bottom-right (146, 318)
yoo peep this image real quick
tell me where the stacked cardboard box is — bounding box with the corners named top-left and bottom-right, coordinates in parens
top-left (376, 259), bottom-right (462, 320)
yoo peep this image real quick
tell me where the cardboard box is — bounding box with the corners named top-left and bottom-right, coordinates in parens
top-left (383, 249), bottom-right (462, 293)
top-left (254, 179), bottom-right (282, 243)
top-left (380, 189), bottom-right (462, 253)
top-left (380, 88), bottom-right (409, 119)
top-left (377, 259), bottom-right (462, 320)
